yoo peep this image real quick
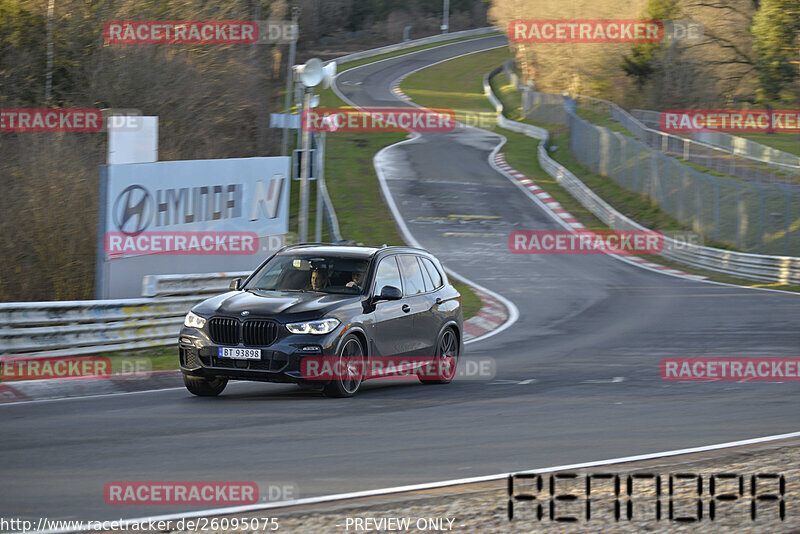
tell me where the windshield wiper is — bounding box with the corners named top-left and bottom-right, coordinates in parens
top-left (247, 287), bottom-right (303, 292)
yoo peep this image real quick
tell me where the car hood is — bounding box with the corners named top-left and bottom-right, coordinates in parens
top-left (193, 289), bottom-right (360, 320)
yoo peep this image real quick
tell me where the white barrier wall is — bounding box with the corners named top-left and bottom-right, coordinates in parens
top-left (96, 156), bottom-right (290, 299)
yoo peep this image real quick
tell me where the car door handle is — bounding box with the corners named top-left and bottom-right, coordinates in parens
top-left (402, 304), bottom-right (411, 313)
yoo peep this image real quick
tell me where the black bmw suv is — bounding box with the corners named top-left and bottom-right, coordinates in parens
top-left (179, 244), bottom-right (463, 397)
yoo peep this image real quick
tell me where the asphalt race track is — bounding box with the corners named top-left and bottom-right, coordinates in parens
top-left (1, 35), bottom-right (799, 523)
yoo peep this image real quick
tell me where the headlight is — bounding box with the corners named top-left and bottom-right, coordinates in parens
top-left (285, 318), bottom-right (340, 335)
top-left (184, 311), bottom-right (207, 329)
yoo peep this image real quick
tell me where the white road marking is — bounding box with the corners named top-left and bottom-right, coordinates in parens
top-left (582, 376), bottom-right (626, 384)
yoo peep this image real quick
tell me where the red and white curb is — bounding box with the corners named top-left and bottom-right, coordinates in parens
top-left (493, 152), bottom-right (704, 279)
top-left (0, 370), bottom-right (183, 405)
top-left (462, 288), bottom-right (509, 341)
top-left (390, 80), bottom-right (411, 101)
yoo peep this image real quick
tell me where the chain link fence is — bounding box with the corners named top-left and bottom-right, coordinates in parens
top-left (574, 96), bottom-right (800, 184)
top-left (633, 109), bottom-right (800, 169)
top-left (504, 71), bottom-right (800, 256)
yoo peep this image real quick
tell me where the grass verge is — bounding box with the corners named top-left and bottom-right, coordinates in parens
top-left (738, 132), bottom-right (800, 158)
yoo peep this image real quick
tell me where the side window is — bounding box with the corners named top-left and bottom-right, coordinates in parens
top-left (374, 256), bottom-right (402, 294)
top-left (421, 257), bottom-right (443, 289)
top-left (418, 256), bottom-right (434, 292)
top-left (398, 255), bottom-right (425, 296)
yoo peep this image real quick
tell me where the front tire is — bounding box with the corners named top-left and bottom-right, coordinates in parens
top-left (323, 335), bottom-right (366, 398)
top-left (419, 327), bottom-right (459, 384)
top-left (183, 374), bottom-right (228, 396)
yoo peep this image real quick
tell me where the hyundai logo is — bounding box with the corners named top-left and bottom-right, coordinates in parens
top-left (113, 185), bottom-right (153, 235)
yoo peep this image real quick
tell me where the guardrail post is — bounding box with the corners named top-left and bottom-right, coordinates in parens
top-left (714, 179), bottom-right (720, 243)
top-left (783, 185), bottom-right (792, 256)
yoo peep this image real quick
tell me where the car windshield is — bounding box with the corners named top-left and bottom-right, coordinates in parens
top-left (244, 255), bottom-right (370, 295)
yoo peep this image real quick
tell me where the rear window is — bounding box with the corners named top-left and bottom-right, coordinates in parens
top-left (418, 257), bottom-right (434, 292)
top-left (420, 257), bottom-right (443, 289)
top-left (398, 255), bottom-right (425, 296)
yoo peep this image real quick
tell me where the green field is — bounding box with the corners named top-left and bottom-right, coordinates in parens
top-left (738, 132), bottom-right (800, 157)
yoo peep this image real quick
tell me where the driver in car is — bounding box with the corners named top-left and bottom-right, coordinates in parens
top-left (346, 270), bottom-right (365, 290)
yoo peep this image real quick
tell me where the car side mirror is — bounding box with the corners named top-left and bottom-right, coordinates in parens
top-left (229, 278), bottom-right (242, 290)
top-left (374, 285), bottom-right (402, 301)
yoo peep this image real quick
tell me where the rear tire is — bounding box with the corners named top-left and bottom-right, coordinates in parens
top-left (183, 374), bottom-right (228, 396)
top-left (419, 327), bottom-right (459, 384)
top-left (323, 335), bottom-right (366, 398)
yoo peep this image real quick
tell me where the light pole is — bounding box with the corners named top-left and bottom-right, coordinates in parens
top-left (299, 87), bottom-right (312, 242)
top-left (281, 6), bottom-right (300, 156)
top-left (315, 131), bottom-right (325, 242)
top-left (296, 58), bottom-right (324, 243)
top-left (441, 0), bottom-right (450, 33)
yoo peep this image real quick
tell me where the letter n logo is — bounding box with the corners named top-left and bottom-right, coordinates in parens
top-left (249, 175), bottom-right (284, 220)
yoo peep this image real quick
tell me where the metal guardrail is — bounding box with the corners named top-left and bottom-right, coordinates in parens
top-left (326, 27), bottom-right (500, 67)
top-left (571, 94), bottom-right (800, 183)
top-left (0, 296), bottom-right (206, 359)
top-left (142, 271), bottom-right (249, 297)
top-left (485, 66), bottom-right (800, 285)
top-left (0, 270), bottom-right (257, 358)
top-left (632, 109), bottom-right (800, 169)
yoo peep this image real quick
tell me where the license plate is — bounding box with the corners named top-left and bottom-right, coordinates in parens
top-left (218, 347), bottom-right (261, 360)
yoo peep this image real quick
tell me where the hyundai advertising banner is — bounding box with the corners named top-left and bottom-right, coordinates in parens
top-left (96, 157), bottom-right (290, 298)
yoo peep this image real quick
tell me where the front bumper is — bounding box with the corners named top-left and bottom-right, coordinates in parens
top-left (178, 326), bottom-right (342, 385)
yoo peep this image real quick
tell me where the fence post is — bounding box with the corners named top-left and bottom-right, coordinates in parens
top-left (714, 179), bottom-right (720, 243)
